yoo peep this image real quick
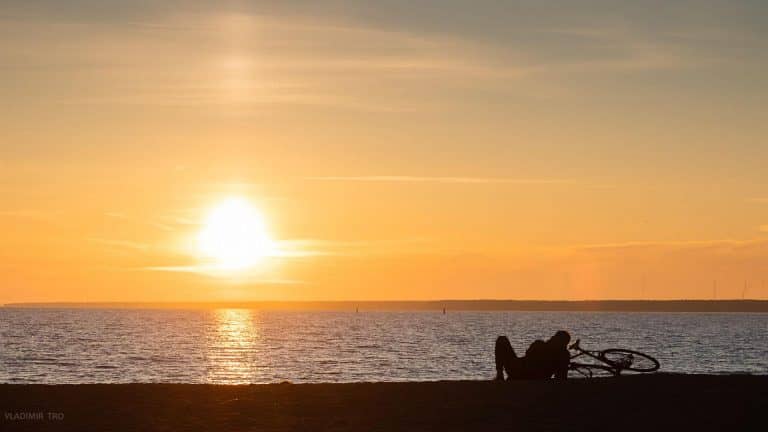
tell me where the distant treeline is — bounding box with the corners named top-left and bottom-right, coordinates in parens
top-left (3, 300), bottom-right (768, 312)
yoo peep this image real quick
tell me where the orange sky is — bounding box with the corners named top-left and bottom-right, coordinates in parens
top-left (2, 1), bottom-right (768, 302)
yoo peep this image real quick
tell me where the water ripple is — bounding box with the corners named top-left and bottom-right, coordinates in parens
top-left (0, 309), bottom-right (766, 384)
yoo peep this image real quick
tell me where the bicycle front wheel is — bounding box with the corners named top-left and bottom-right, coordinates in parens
top-left (599, 349), bottom-right (660, 372)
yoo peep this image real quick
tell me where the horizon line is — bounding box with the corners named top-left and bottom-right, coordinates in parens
top-left (4, 299), bottom-right (767, 313)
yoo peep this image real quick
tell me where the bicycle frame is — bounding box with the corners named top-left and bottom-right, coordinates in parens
top-left (568, 340), bottom-right (623, 377)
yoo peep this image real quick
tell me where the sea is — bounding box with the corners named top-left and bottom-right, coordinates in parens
top-left (0, 308), bottom-right (765, 384)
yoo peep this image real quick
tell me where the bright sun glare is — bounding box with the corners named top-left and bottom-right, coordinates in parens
top-left (197, 197), bottom-right (276, 271)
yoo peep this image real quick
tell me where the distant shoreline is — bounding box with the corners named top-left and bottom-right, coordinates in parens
top-left (3, 299), bottom-right (768, 312)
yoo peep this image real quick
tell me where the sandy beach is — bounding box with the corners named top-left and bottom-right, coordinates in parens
top-left (1, 374), bottom-right (765, 431)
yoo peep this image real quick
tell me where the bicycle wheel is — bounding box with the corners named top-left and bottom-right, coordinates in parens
top-left (569, 362), bottom-right (616, 378)
top-left (599, 349), bottom-right (660, 372)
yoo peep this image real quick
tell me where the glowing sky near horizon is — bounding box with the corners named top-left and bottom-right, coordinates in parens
top-left (1, 0), bottom-right (767, 302)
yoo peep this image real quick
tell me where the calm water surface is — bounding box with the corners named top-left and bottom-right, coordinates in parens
top-left (0, 309), bottom-right (765, 383)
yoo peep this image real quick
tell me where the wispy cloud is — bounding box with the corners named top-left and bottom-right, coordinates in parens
top-left (2, 6), bottom-right (719, 116)
top-left (0, 209), bottom-right (62, 225)
top-left (103, 211), bottom-right (178, 231)
top-left (1, 12), bottom-right (522, 112)
top-left (277, 238), bottom-right (432, 256)
top-left (573, 238), bottom-right (768, 252)
top-left (306, 176), bottom-right (573, 184)
top-left (0, 209), bottom-right (54, 219)
top-left (142, 265), bottom-right (304, 283)
top-left (90, 238), bottom-right (152, 251)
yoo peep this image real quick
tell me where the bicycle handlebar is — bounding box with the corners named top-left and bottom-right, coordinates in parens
top-left (569, 339), bottom-right (581, 350)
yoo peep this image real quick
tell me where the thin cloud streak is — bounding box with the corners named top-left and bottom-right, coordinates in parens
top-left (0, 209), bottom-right (57, 220)
top-left (306, 176), bottom-right (574, 184)
top-left (90, 238), bottom-right (152, 251)
top-left (142, 265), bottom-right (304, 283)
top-left (103, 212), bottom-right (178, 231)
top-left (573, 239), bottom-right (768, 251)
top-left (277, 238), bottom-right (432, 256)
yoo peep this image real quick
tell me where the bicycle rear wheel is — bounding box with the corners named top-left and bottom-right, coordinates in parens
top-left (599, 349), bottom-right (660, 372)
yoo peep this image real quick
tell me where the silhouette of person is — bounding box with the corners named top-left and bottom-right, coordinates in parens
top-left (495, 330), bottom-right (571, 380)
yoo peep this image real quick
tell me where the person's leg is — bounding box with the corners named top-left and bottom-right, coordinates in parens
top-left (494, 336), bottom-right (516, 380)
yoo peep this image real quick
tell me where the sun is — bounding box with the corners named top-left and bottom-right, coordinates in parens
top-left (197, 197), bottom-right (276, 271)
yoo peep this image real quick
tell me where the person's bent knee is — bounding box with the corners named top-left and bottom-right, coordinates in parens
top-left (495, 336), bottom-right (511, 353)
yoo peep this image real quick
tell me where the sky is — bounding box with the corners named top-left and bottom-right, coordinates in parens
top-left (1, 0), bottom-right (767, 302)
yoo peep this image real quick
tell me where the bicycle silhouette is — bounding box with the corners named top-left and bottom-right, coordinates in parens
top-left (568, 339), bottom-right (660, 378)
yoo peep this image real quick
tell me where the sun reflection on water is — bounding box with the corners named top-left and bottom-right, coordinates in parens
top-left (206, 309), bottom-right (260, 384)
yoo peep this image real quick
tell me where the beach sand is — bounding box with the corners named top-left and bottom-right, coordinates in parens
top-left (1, 374), bottom-right (765, 431)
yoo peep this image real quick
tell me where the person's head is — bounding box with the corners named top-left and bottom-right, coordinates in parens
top-left (549, 330), bottom-right (571, 347)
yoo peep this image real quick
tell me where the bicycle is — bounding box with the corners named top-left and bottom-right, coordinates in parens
top-left (568, 339), bottom-right (660, 378)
